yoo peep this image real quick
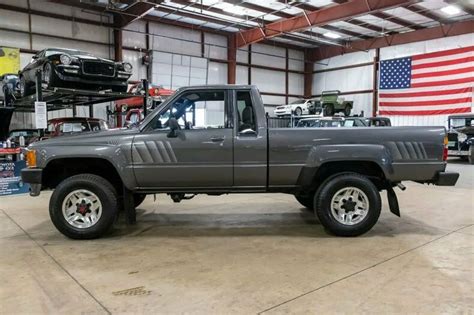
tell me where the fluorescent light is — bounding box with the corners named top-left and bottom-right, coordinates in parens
top-left (323, 32), bottom-right (341, 39)
top-left (441, 5), bottom-right (461, 15)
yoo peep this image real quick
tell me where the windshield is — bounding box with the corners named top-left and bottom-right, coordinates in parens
top-left (450, 118), bottom-right (473, 129)
top-left (9, 130), bottom-right (39, 137)
top-left (290, 99), bottom-right (305, 105)
top-left (297, 119), bottom-right (320, 128)
top-left (320, 120), bottom-right (342, 127)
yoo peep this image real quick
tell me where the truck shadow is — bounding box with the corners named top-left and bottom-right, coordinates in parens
top-left (109, 208), bottom-right (443, 239)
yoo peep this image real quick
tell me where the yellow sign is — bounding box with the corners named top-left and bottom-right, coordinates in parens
top-left (0, 47), bottom-right (20, 75)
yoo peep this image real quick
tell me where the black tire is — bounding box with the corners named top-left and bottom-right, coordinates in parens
top-left (134, 193), bottom-right (147, 208)
top-left (20, 76), bottom-right (33, 97)
top-left (344, 105), bottom-right (351, 116)
top-left (468, 145), bottom-right (474, 165)
top-left (43, 62), bottom-right (58, 89)
top-left (314, 173), bottom-right (381, 237)
top-left (324, 104), bottom-right (334, 116)
top-left (294, 107), bottom-right (303, 116)
top-left (49, 174), bottom-right (119, 239)
top-left (294, 194), bottom-right (313, 209)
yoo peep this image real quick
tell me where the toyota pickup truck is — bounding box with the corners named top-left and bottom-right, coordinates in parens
top-left (21, 85), bottom-right (459, 239)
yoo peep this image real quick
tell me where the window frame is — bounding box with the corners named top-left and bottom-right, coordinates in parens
top-left (233, 89), bottom-right (258, 135)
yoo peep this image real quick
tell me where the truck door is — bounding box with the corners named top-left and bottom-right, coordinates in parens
top-left (132, 89), bottom-right (233, 188)
top-left (232, 89), bottom-right (267, 188)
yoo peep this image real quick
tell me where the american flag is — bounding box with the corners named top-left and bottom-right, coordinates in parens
top-left (378, 46), bottom-right (473, 116)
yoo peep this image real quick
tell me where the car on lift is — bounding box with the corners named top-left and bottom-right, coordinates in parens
top-left (0, 73), bottom-right (20, 106)
top-left (274, 98), bottom-right (318, 117)
top-left (366, 117), bottom-right (392, 127)
top-left (18, 48), bottom-right (133, 97)
top-left (447, 113), bottom-right (474, 164)
top-left (319, 90), bottom-right (353, 116)
top-left (46, 117), bottom-right (109, 138)
top-left (296, 116), bottom-right (368, 128)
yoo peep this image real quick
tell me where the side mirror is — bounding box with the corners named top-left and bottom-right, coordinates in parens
top-left (167, 117), bottom-right (179, 138)
top-left (32, 55), bottom-right (38, 60)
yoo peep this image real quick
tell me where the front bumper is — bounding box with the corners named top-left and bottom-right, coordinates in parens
top-left (433, 171), bottom-right (459, 186)
top-left (21, 168), bottom-right (42, 196)
top-left (55, 67), bottom-right (129, 87)
top-left (274, 109), bottom-right (291, 116)
top-left (448, 149), bottom-right (469, 156)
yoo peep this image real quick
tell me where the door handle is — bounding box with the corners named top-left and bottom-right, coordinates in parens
top-left (210, 136), bottom-right (225, 142)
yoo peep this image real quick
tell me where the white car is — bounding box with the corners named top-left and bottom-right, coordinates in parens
top-left (274, 99), bottom-right (316, 117)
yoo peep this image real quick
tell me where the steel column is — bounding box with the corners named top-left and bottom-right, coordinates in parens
top-left (227, 34), bottom-right (237, 84)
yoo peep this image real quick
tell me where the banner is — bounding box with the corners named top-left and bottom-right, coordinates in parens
top-left (0, 47), bottom-right (20, 76)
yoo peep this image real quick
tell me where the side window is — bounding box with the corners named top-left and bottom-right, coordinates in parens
top-left (151, 90), bottom-right (227, 130)
top-left (236, 91), bottom-right (256, 133)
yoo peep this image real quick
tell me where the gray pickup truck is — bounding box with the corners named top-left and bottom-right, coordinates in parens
top-left (21, 85), bottom-right (459, 239)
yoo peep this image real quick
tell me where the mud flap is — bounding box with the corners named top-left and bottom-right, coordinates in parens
top-left (123, 186), bottom-right (136, 224)
top-left (386, 186), bottom-right (400, 217)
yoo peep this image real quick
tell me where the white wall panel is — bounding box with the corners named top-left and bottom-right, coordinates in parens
top-left (1, 0), bottom-right (27, 8)
top-left (0, 9), bottom-right (29, 32)
top-left (251, 68), bottom-right (285, 94)
top-left (314, 50), bottom-right (375, 71)
top-left (0, 30), bottom-right (30, 50)
top-left (20, 53), bottom-right (34, 69)
top-left (288, 73), bottom-right (304, 96)
top-left (288, 49), bottom-right (304, 71)
top-left (204, 33), bottom-right (227, 60)
top-left (30, 0), bottom-right (108, 23)
top-left (236, 65), bottom-right (248, 85)
top-left (237, 46), bottom-right (248, 63)
top-left (347, 93), bottom-right (372, 117)
top-left (207, 62), bottom-right (227, 84)
top-left (313, 65), bottom-right (373, 95)
top-left (123, 50), bottom-right (147, 82)
top-left (123, 21), bottom-right (146, 49)
top-left (32, 35), bottom-right (112, 59)
top-left (252, 43), bottom-right (285, 69)
top-left (149, 24), bottom-right (201, 56)
top-left (380, 33), bottom-right (474, 60)
top-left (261, 95), bottom-right (285, 106)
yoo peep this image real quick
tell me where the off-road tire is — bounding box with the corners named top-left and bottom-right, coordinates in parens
top-left (294, 194), bottom-right (313, 210)
top-left (134, 193), bottom-right (147, 208)
top-left (324, 104), bottom-right (334, 116)
top-left (314, 173), bottom-right (381, 237)
top-left (344, 105), bottom-right (351, 116)
top-left (49, 174), bottom-right (119, 239)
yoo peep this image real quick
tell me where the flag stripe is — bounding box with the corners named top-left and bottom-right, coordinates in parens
top-left (412, 46), bottom-right (474, 61)
top-left (380, 97), bottom-right (472, 107)
top-left (379, 92), bottom-right (472, 102)
top-left (379, 107), bottom-right (471, 116)
top-left (379, 87), bottom-right (473, 98)
top-left (379, 83), bottom-right (474, 94)
top-left (411, 66), bottom-right (474, 79)
top-left (379, 103), bottom-right (472, 111)
top-left (412, 51), bottom-right (474, 66)
top-left (411, 77), bottom-right (474, 88)
top-left (411, 72), bottom-right (473, 84)
top-left (412, 56), bottom-right (474, 70)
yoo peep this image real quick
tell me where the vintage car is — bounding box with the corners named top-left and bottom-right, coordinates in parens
top-left (274, 98), bottom-right (318, 117)
top-left (19, 48), bottom-right (133, 97)
top-left (366, 117), bottom-right (392, 127)
top-left (0, 73), bottom-right (19, 106)
top-left (447, 113), bottom-right (474, 164)
top-left (46, 117), bottom-right (109, 138)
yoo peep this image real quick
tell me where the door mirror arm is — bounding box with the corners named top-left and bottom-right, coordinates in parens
top-left (167, 117), bottom-right (179, 138)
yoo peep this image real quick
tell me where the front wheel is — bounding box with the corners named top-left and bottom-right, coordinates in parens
top-left (49, 174), bottom-right (119, 239)
top-left (20, 76), bottom-right (33, 97)
top-left (324, 104), bottom-right (334, 116)
top-left (344, 105), bottom-right (351, 116)
top-left (468, 145), bottom-right (474, 164)
top-left (294, 107), bottom-right (302, 116)
top-left (314, 173), bottom-right (381, 236)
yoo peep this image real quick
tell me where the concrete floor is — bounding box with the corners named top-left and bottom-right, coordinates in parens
top-left (0, 160), bottom-right (473, 314)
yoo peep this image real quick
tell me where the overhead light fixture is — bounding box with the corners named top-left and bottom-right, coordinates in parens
top-left (440, 5), bottom-right (461, 15)
top-left (323, 32), bottom-right (341, 39)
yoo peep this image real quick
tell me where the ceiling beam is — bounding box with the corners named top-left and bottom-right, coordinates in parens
top-left (235, 0), bottom-right (418, 47)
top-left (370, 11), bottom-right (423, 30)
top-left (402, 4), bottom-right (448, 23)
top-left (115, 1), bottom-right (158, 26)
top-left (312, 19), bottom-right (473, 60)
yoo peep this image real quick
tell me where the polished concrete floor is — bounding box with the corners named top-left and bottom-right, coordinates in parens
top-left (0, 160), bottom-right (473, 314)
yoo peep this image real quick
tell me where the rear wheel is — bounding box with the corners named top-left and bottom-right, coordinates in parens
top-left (314, 173), bottom-right (381, 236)
top-left (294, 107), bottom-right (302, 116)
top-left (324, 104), bottom-right (334, 116)
top-left (469, 145), bottom-right (474, 165)
top-left (49, 174), bottom-right (119, 239)
top-left (20, 76), bottom-right (33, 97)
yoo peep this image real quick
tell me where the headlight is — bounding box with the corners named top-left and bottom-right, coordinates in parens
top-left (60, 54), bottom-right (72, 65)
top-left (123, 62), bottom-right (133, 72)
top-left (458, 132), bottom-right (467, 143)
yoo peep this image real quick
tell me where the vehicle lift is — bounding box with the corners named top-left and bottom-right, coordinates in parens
top-left (13, 69), bottom-right (151, 224)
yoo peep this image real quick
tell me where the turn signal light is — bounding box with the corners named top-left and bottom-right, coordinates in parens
top-left (25, 149), bottom-right (37, 168)
top-left (443, 135), bottom-right (448, 161)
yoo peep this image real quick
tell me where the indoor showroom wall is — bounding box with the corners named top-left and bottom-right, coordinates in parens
top-left (313, 33), bottom-right (473, 126)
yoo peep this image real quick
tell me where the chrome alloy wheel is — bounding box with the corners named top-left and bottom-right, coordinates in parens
top-left (330, 187), bottom-right (369, 226)
top-left (62, 189), bottom-right (103, 229)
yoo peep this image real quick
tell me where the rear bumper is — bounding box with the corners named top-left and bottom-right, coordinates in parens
top-left (21, 168), bottom-right (42, 196)
top-left (433, 171), bottom-right (459, 186)
top-left (448, 150), bottom-right (469, 156)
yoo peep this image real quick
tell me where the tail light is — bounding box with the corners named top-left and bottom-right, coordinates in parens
top-left (443, 134), bottom-right (448, 161)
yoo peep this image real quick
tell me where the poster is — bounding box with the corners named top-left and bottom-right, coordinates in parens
top-left (35, 101), bottom-right (47, 129)
top-left (0, 160), bottom-right (30, 196)
top-left (0, 47), bottom-right (20, 76)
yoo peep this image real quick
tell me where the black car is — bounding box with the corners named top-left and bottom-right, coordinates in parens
top-left (447, 113), bottom-right (474, 164)
top-left (0, 73), bottom-right (19, 106)
top-left (19, 48), bottom-right (133, 97)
